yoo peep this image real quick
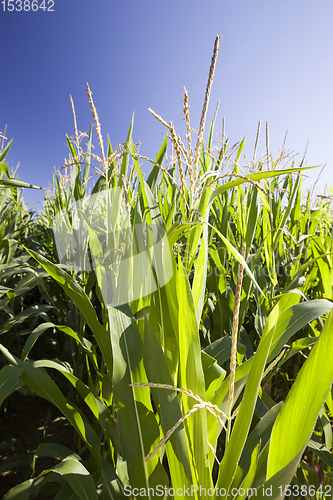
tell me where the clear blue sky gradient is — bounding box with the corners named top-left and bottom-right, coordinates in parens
top-left (1, 0), bottom-right (333, 211)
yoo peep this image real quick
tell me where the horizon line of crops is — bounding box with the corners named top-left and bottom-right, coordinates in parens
top-left (1, 34), bottom-right (333, 499)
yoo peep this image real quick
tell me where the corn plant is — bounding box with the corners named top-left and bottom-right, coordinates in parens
top-left (1, 36), bottom-right (333, 500)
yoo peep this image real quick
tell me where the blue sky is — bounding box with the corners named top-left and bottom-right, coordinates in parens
top-left (1, 0), bottom-right (333, 211)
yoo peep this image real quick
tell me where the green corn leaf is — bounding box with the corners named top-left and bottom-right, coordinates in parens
top-left (255, 450), bottom-right (304, 500)
top-left (267, 298), bottom-right (333, 363)
top-left (11, 272), bottom-right (39, 297)
top-left (118, 114), bottom-right (134, 184)
top-left (262, 204), bottom-right (277, 286)
top-left (235, 137), bottom-right (246, 166)
top-left (167, 222), bottom-right (197, 248)
top-left (0, 139), bottom-right (13, 162)
top-left (0, 161), bottom-right (10, 178)
top-left (215, 319), bottom-right (277, 496)
top-left (209, 166), bottom-right (317, 206)
top-left (192, 223), bottom-right (208, 327)
top-left (0, 285), bottom-right (13, 298)
top-left (34, 358), bottom-right (120, 455)
top-left (22, 322), bottom-right (94, 362)
top-left (312, 238), bottom-right (333, 299)
top-left (245, 186), bottom-right (259, 256)
top-left (146, 134), bottom-right (168, 192)
top-left (66, 134), bottom-right (77, 159)
top-left (0, 348), bottom-right (104, 469)
top-left (149, 263), bottom-right (180, 382)
top-left (176, 255), bottom-right (213, 491)
top-left (239, 402), bottom-right (283, 475)
top-left (201, 350), bottom-right (226, 397)
top-left (307, 434), bottom-right (333, 469)
top-left (108, 305), bottom-right (157, 496)
top-left (3, 479), bottom-right (36, 500)
top-left (53, 482), bottom-right (81, 499)
top-left (206, 219), bottom-right (264, 297)
top-left (0, 364), bottom-right (22, 406)
top-left (106, 135), bottom-right (117, 188)
top-left (23, 247), bottom-right (113, 378)
top-left (207, 359), bottom-right (253, 455)
top-left (204, 337), bottom-right (246, 367)
top-left (0, 304), bottom-right (53, 335)
top-left (51, 458), bottom-right (98, 500)
top-left (143, 318), bottom-right (193, 494)
top-left (283, 251), bottom-right (333, 292)
top-left (0, 238), bottom-right (18, 264)
top-left (0, 179), bottom-right (43, 189)
top-left (233, 443), bottom-right (260, 500)
top-left (271, 172), bottom-right (300, 250)
top-left (91, 173), bottom-right (107, 194)
top-left (34, 443), bottom-right (81, 462)
top-left (267, 310), bottom-right (333, 480)
top-left (21, 322), bottom-right (55, 361)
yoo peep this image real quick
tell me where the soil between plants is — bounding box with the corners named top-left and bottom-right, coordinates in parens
top-left (0, 391), bottom-right (74, 499)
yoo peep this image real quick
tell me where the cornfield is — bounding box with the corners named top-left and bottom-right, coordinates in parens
top-left (1, 36), bottom-right (333, 500)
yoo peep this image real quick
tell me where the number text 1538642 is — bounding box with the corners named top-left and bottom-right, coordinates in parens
top-left (1, 0), bottom-right (54, 11)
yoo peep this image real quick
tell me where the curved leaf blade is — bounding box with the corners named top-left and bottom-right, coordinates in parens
top-left (267, 310), bottom-right (333, 479)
